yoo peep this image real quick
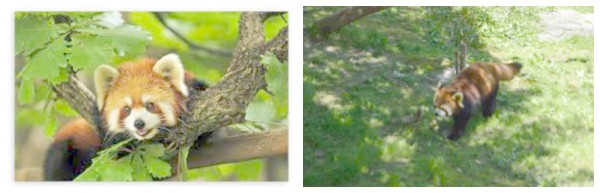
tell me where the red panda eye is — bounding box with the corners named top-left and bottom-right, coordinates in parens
top-left (145, 102), bottom-right (154, 111)
top-left (122, 106), bottom-right (131, 115)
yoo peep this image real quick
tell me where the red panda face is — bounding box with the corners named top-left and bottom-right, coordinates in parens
top-left (433, 86), bottom-right (464, 118)
top-left (95, 54), bottom-right (188, 140)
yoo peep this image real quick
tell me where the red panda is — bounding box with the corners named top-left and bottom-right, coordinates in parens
top-left (433, 62), bottom-right (522, 140)
top-left (43, 54), bottom-right (207, 181)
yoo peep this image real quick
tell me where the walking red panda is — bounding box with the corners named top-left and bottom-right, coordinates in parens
top-left (44, 53), bottom-right (207, 181)
top-left (433, 62), bottom-right (522, 140)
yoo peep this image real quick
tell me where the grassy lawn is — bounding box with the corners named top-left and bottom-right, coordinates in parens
top-left (303, 6), bottom-right (593, 186)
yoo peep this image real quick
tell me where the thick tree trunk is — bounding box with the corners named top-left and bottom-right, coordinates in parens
top-left (165, 12), bottom-right (288, 147)
top-left (314, 6), bottom-right (391, 37)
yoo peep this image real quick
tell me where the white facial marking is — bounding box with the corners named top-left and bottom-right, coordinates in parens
top-left (107, 109), bottom-right (121, 132)
top-left (435, 105), bottom-right (453, 117)
top-left (124, 108), bottom-right (161, 140)
top-left (124, 97), bottom-right (132, 106)
top-left (142, 95), bottom-right (152, 103)
top-left (158, 102), bottom-right (176, 126)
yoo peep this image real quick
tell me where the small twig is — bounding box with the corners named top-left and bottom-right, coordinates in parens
top-left (152, 12), bottom-right (232, 57)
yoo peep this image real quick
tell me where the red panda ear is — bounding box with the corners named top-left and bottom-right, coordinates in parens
top-left (430, 81), bottom-right (442, 91)
top-left (153, 53), bottom-right (189, 97)
top-left (94, 65), bottom-right (119, 110)
top-left (452, 92), bottom-right (464, 108)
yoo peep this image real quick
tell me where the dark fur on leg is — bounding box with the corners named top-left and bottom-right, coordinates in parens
top-left (44, 139), bottom-right (97, 181)
top-left (482, 85), bottom-right (499, 117)
top-left (448, 99), bottom-right (474, 141)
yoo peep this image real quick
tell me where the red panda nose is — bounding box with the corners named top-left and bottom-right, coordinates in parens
top-left (134, 119), bottom-right (145, 129)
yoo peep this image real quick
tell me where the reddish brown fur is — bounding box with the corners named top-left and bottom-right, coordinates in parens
top-left (53, 118), bottom-right (101, 150)
top-left (434, 62), bottom-right (522, 140)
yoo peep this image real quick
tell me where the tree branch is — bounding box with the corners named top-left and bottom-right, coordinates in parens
top-left (265, 27), bottom-right (288, 62)
top-left (152, 12), bottom-right (232, 57)
top-left (188, 129), bottom-right (288, 169)
top-left (50, 75), bottom-right (106, 138)
top-left (313, 6), bottom-right (391, 37)
top-left (166, 12), bottom-right (288, 147)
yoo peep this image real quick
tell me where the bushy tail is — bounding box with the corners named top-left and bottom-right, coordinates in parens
top-left (44, 119), bottom-right (100, 181)
top-left (495, 62), bottom-right (523, 81)
top-left (43, 139), bottom-right (97, 181)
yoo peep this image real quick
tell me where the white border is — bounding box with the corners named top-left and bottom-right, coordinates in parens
top-left (0, 0), bottom-right (597, 193)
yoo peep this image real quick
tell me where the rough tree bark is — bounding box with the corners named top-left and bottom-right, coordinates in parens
top-left (166, 12), bottom-right (288, 147)
top-left (49, 12), bottom-right (288, 171)
top-left (187, 129), bottom-right (288, 168)
top-left (50, 75), bottom-right (106, 137)
top-left (313, 6), bottom-right (391, 37)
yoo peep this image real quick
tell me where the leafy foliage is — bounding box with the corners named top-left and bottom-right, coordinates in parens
top-left (15, 12), bottom-right (152, 141)
top-left (75, 140), bottom-right (173, 181)
top-left (16, 12), bottom-right (151, 85)
top-left (262, 52), bottom-right (288, 119)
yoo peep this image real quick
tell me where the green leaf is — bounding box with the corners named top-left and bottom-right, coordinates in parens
top-left (145, 157), bottom-right (172, 179)
top-left (74, 139), bottom-right (133, 181)
top-left (97, 159), bottom-right (134, 181)
top-left (74, 168), bottom-right (100, 181)
top-left (131, 154), bottom-right (153, 181)
top-left (15, 16), bottom-right (65, 55)
top-left (18, 36), bottom-right (68, 80)
top-left (54, 99), bottom-right (79, 117)
top-left (99, 138), bottom-right (134, 155)
top-left (69, 34), bottom-right (114, 71)
top-left (17, 78), bottom-right (35, 105)
top-left (261, 53), bottom-right (288, 119)
top-left (103, 25), bottom-right (152, 57)
top-left (244, 100), bottom-right (276, 124)
top-left (77, 24), bottom-right (151, 57)
top-left (47, 67), bottom-right (70, 84)
top-left (138, 143), bottom-right (165, 157)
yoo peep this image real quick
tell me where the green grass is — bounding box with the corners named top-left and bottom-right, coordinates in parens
top-left (303, 6), bottom-right (593, 186)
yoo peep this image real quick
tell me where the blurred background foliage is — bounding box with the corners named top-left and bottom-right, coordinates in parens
top-left (15, 11), bottom-right (288, 181)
